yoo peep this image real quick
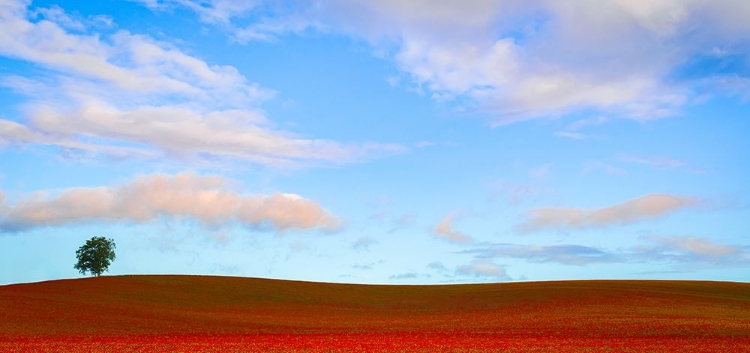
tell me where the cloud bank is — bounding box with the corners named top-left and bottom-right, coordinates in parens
top-left (520, 194), bottom-right (697, 231)
top-left (141, 0), bottom-right (750, 124)
top-left (0, 173), bottom-right (340, 232)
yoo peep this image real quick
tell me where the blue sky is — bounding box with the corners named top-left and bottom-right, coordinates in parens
top-left (0, 0), bottom-right (749, 285)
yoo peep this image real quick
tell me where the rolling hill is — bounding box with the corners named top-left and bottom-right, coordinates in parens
top-left (1, 276), bottom-right (749, 352)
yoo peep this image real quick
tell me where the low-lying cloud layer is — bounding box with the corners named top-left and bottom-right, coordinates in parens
top-left (520, 194), bottom-right (697, 231)
top-left (0, 173), bottom-right (340, 232)
top-left (464, 236), bottom-right (749, 269)
top-left (465, 244), bottom-right (621, 266)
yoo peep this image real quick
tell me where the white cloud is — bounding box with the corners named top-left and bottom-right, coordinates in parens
top-left (433, 214), bottom-right (472, 243)
top-left (0, 4), bottom-right (264, 103)
top-left (32, 5), bottom-right (85, 31)
top-left (0, 1), bottom-right (402, 166)
top-left (0, 172), bottom-right (340, 233)
top-left (520, 193), bottom-right (697, 231)
top-left (152, 0), bottom-right (750, 124)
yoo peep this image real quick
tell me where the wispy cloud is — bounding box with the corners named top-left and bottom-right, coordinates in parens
top-left (555, 116), bottom-right (608, 139)
top-left (464, 244), bottom-right (621, 266)
top-left (519, 194), bottom-right (697, 232)
top-left (352, 237), bottom-right (378, 251)
top-left (622, 155), bottom-right (686, 169)
top-left (368, 208), bottom-right (416, 234)
top-left (387, 213), bottom-right (416, 233)
top-left (414, 141), bottom-right (437, 148)
top-left (394, 213), bottom-right (416, 227)
top-left (433, 214), bottom-right (472, 243)
top-left (567, 116), bottom-right (609, 131)
top-left (582, 161), bottom-right (627, 176)
top-left (553, 131), bottom-right (591, 140)
top-left (486, 180), bottom-right (553, 204)
top-left (529, 163), bottom-right (552, 180)
top-left (136, 0), bottom-right (261, 24)
top-left (455, 260), bottom-right (510, 280)
top-left (352, 260), bottom-right (382, 271)
top-left (389, 272), bottom-right (427, 280)
top-left (427, 262), bottom-right (448, 273)
top-left (0, 173), bottom-right (340, 233)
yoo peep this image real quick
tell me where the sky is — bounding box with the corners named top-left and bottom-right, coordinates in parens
top-left (0, 0), bottom-right (749, 285)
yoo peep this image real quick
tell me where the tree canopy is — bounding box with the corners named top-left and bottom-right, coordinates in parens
top-left (74, 236), bottom-right (116, 277)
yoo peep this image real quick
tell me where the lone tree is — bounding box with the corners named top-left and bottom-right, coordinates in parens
top-left (74, 236), bottom-right (116, 277)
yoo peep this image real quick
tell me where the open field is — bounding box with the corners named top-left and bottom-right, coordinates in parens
top-left (1, 276), bottom-right (749, 352)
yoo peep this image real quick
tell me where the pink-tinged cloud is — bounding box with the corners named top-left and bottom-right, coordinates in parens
top-left (649, 236), bottom-right (740, 257)
top-left (634, 236), bottom-right (749, 268)
top-left (21, 104), bottom-right (404, 166)
top-left (0, 173), bottom-right (340, 232)
top-left (520, 194), bottom-right (697, 231)
top-left (433, 214), bottom-right (472, 243)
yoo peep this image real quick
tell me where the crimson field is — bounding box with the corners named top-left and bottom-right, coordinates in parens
top-left (1, 276), bottom-right (748, 352)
